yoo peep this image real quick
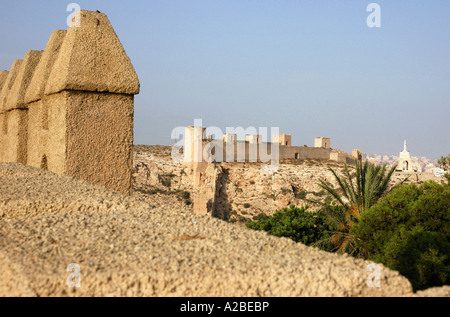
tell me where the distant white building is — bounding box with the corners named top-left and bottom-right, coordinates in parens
top-left (434, 168), bottom-right (445, 177)
top-left (397, 140), bottom-right (413, 172)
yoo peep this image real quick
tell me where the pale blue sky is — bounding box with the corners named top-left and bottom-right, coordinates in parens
top-left (1, 1), bottom-right (449, 158)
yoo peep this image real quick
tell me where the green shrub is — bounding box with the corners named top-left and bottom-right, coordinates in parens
top-left (351, 181), bottom-right (450, 290)
top-left (316, 203), bottom-right (350, 233)
top-left (382, 229), bottom-right (450, 291)
top-left (238, 215), bottom-right (250, 223)
top-left (246, 205), bottom-right (332, 246)
top-left (252, 212), bottom-right (267, 221)
top-left (406, 181), bottom-right (450, 236)
top-left (352, 182), bottom-right (450, 255)
top-left (243, 203), bottom-right (251, 209)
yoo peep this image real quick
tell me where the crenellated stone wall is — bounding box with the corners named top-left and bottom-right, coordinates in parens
top-left (0, 10), bottom-right (139, 195)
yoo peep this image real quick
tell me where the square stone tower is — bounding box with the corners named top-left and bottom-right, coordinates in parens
top-left (274, 133), bottom-right (292, 146)
top-left (352, 149), bottom-right (363, 161)
top-left (222, 133), bottom-right (237, 144)
top-left (314, 137), bottom-right (331, 149)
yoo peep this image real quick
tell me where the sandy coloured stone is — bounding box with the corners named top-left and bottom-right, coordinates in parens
top-left (63, 90), bottom-right (134, 195)
top-left (4, 50), bottom-right (43, 111)
top-left (0, 71), bottom-right (9, 92)
top-left (0, 110), bottom-right (28, 163)
top-left (45, 10), bottom-right (140, 96)
top-left (0, 60), bottom-right (23, 112)
top-left (1, 10), bottom-right (139, 195)
top-left (24, 30), bottom-right (67, 104)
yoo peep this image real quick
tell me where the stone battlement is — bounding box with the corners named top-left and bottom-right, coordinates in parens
top-left (0, 10), bottom-right (139, 195)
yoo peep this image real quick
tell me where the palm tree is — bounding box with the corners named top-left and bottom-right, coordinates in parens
top-left (319, 159), bottom-right (401, 214)
top-left (313, 159), bottom-right (407, 257)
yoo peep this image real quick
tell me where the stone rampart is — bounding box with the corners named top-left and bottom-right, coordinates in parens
top-left (0, 10), bottom-right (139, 195)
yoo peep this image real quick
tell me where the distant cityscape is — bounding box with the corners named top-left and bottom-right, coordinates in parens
top-left (365, 153), bottom-right (438, 173)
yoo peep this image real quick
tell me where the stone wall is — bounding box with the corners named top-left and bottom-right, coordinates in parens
top-left (279, 145), bottom-right (332, 161)
top-left (182, 130), bottom-right (360, 214)
top-left (0, 10), bottom-right (139, 195)
top-left (330, 149), bottom-right (355, 164)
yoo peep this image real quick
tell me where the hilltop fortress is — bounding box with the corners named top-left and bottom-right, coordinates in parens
top-left (183, 126), bottom-right (363, 164)
top-left (182, 125), bottom-right (363, 215)
top-left (0, 10), bottom-right (139, 195)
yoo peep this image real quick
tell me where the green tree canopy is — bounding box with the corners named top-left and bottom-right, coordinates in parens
top-left (351, 181), bottom-right (450, 291)
top-left (246, 205), bottom-right (332, 246)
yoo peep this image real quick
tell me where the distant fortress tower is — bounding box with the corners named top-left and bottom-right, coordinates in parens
top-left (314, 137), bottom-right (330, 149)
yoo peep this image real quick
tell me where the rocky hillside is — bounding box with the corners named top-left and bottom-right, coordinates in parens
top-left (132, 146), bottom-right (442, 224)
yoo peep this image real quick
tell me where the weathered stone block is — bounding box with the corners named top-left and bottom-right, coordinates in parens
top-left (0, 109), bottom-right (28, 164)
top-left (5, 50), bottom-right (42, 111)
top-left (0, 71), bottom-right (9, 91)
top-left (45, 10), bottom-right (140, 96)
top-left (25, 30), bottom-right (67, 104)
top-left (0, 60), bottom-right (23, 112)
top-left (63, 91), bottom-right (134, 195)
top-left (26, 98), bottom-right (66, 174)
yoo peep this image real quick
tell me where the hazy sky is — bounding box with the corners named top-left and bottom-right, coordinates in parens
top-left (1, 1), bottom-right (449, 158)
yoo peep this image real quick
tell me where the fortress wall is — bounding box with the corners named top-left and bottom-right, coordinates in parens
top-left (5, 50), bottom-right (43, 111)
top-left (279, 146), bottom-right (332, 160)
top-left (0, 71), bottom-right (9, 93)
top-left (64, 91), bottom-right (134, 195)
top-left (1, 109), bottom-right (28, 164)
top-left (186, 136), bottom-right (358, 215)
top-left (26, 100), bottom-right (47, 169)
top-left (0, 61), bottom-right (22, 162)
top-left (330, 151), bottom-right (345, 163)
top-left (0, 50), bottom-right (43, 164)
top-left (208, 143), bottom-right (333, 162)
top-left (25, 30), bottom-right (67, 173)
top-left (0, 10), bottom-right (139, 195)
top-left (190, 140), bottom-right (344, 163)
top-left (26, 94), bottom-right (67, 174)
top-left (201, 141), bottom-right (275, 163)
top-left (0, 60), bottom-right (23, 113)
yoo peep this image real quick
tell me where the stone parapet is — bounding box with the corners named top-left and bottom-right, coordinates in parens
top-left (0, 10), bottom-right (139, 195)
